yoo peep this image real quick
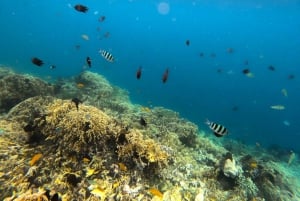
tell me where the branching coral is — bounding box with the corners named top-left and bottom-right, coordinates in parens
top-left (43, 99), bottom-right (121, 154)
top-left (117, 129), bottom-right (169, 168)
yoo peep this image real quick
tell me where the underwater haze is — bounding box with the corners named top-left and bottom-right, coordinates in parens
top-left (1, 0), bottom-right (300, 152)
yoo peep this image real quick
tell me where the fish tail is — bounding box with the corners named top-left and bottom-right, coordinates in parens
top-left (205, 119), bottom-right (211, 125)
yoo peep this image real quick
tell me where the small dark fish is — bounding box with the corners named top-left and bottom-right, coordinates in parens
top-left (86, 56), bottom-right (92, 67)
top-left (74, 4), bottom-right (88, 13)
top-left (206, 119), bottom-right (228, 137)
top-left (210, 53), bottom-right (216, 58)
top-left (23, 122), bottom-right (36, 132)
top-left (49, 65), bottom-right (56, 69)
top-left (103, 32), bottom-right (110, 38)
top-left (31, 57), bottom-right (44, 66)
top-left (50, 193), bottom-right (60, 201)
top-left (231, 106), bottom-right (239, 111)
top-left (139, 117), bottom-right (147, 127)
top-left (288, 74), bottom-right (295, 80)
top-left (217, 68), bottom-right (223, 73)
top-left (227, 48), bottom-right (234, 53)
top-left (75, 44), bottom-right (81, 50)
top-left (186, 40), bottom-right (190, 46)
top-left (162, 68), bottom-right (169, 83)
top-left (99, 49), bottom-right (114, 62)
top-left (199, 52), bottom-right (204, 57)
top-left (242, 68), bottom-right (250, 74)
top-left (71, 98), bottom-right (82, 111)
top-left (98, 16), bottom-right (106, 22)
top-left (136, 66), bottom-right (142, 79)
top-left (268, 65), bottom-right (275, 71)
top-left (83, 122), bottom-right (91, 132)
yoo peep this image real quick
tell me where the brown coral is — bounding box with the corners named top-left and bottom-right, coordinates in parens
top-left (0, 70), bottom-right (54, 113)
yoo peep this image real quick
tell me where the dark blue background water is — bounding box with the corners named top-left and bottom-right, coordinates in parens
top-left (1, 1), bottom-right (300, 152)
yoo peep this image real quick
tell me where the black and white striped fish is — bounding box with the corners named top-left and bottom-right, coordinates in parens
top-left (99, 49), bottom-right (114, 62)
top-left (206, 119), bottom-right (228, 137)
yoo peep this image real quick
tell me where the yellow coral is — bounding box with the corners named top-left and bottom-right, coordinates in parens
top-left (42, 100), bottom-right (121, 154)
top-left (117, 129), bottom-right (169, 166)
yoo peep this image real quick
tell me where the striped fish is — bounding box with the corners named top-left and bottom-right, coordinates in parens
top-left (99, 49), bottom-right (114, 62)
top-left (206, 119), bottom-right (228, 137)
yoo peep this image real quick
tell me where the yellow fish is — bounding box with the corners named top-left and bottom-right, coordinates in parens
top-left (29, 153), bottom-right (43, 166)
top-left (281, 88), bottom-right (288, 97)
top-left (270, 105), bottom-right (285, 110)
top-left (118, 162), bottom-right (127, 171)
top-left (77, 83), bottom-right (85, 88)
top-left (140, 106), bottom-right (151, 113)
top-left (149, 188), bottom-right (163, 199)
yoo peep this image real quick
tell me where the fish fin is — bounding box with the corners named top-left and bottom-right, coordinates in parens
top-left (214, 132), bottom-right (224, 137)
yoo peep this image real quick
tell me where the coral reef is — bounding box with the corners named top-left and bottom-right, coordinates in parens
top-left (0, 68), bottom-right (54, 113)
top-left (53, 71), bottom-right (134, 116)
top-left (0, 69), bottom-right (300, 201)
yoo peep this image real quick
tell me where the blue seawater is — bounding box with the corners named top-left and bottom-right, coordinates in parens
top-left (1, 1), bottom-right (300, 152)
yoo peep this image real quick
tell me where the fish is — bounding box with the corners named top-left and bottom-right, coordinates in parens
top-left (72, 98), bottom-right (82, 111)
top-left (49, 65), bottom-right (56, 69)
top-left (31, 57), bottom-right (44, 66)
top-left (206, 119), bottom-right (228, 137)
top-left (270, 105), bottom-right (285, 110)
top-left (81, 34), bottom-right (89, 41)
top-left (29, 153), bottom-right (43, 166)
top-left (103, 32), bottom-right (110, 38)
top-left (140, 106), bottom-right (151, 113)
top-left (74, 4), bottom-right (88, 13)
top-left (149, 188), bottom-right (163, 199)
top-left (217, 68), bottom-right (223, 73)
top-left (283, 120), bottom-right (290, 126)
top-left (268, 65), bottom-right (275, 71)
top-left (242, 68), bottom-right (250, 74)
top-left (281, 88), bottom-right (288, 97)
top-left (288, 151), bottom-right (295, 166)
top-left (185, 40), bottom-right (190, 46)
top-left (199, 52), bottom-right (204, 57)
top-left (75, 44), bottom-right (81, 50)
top-left (162, 68), bottom-right (169, 83)
top-left (231, 106), bottom-right (239, 111)
top-left (99, 49), bottom-right (114, 62)
top-left (136, 66), bottom-right (142, 79)
top-left (227, 48), bottom-right (234, 53)
top-left (210, 53), bottom-right (216, 58)
top-left (98, 16), bottom-right (106, 22)
top-left (242, 68), bottom-right (254, 78)
top-left (139, 117), bottom-right (147, 127)
top-left (86, 56), bottom-right (92, 67)
top-left (287, 74), bottom-right (295, 80)
top-left (76, 83), bottom-right (85, 88)
top-left (118, 163), bottom-right (127, 171)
